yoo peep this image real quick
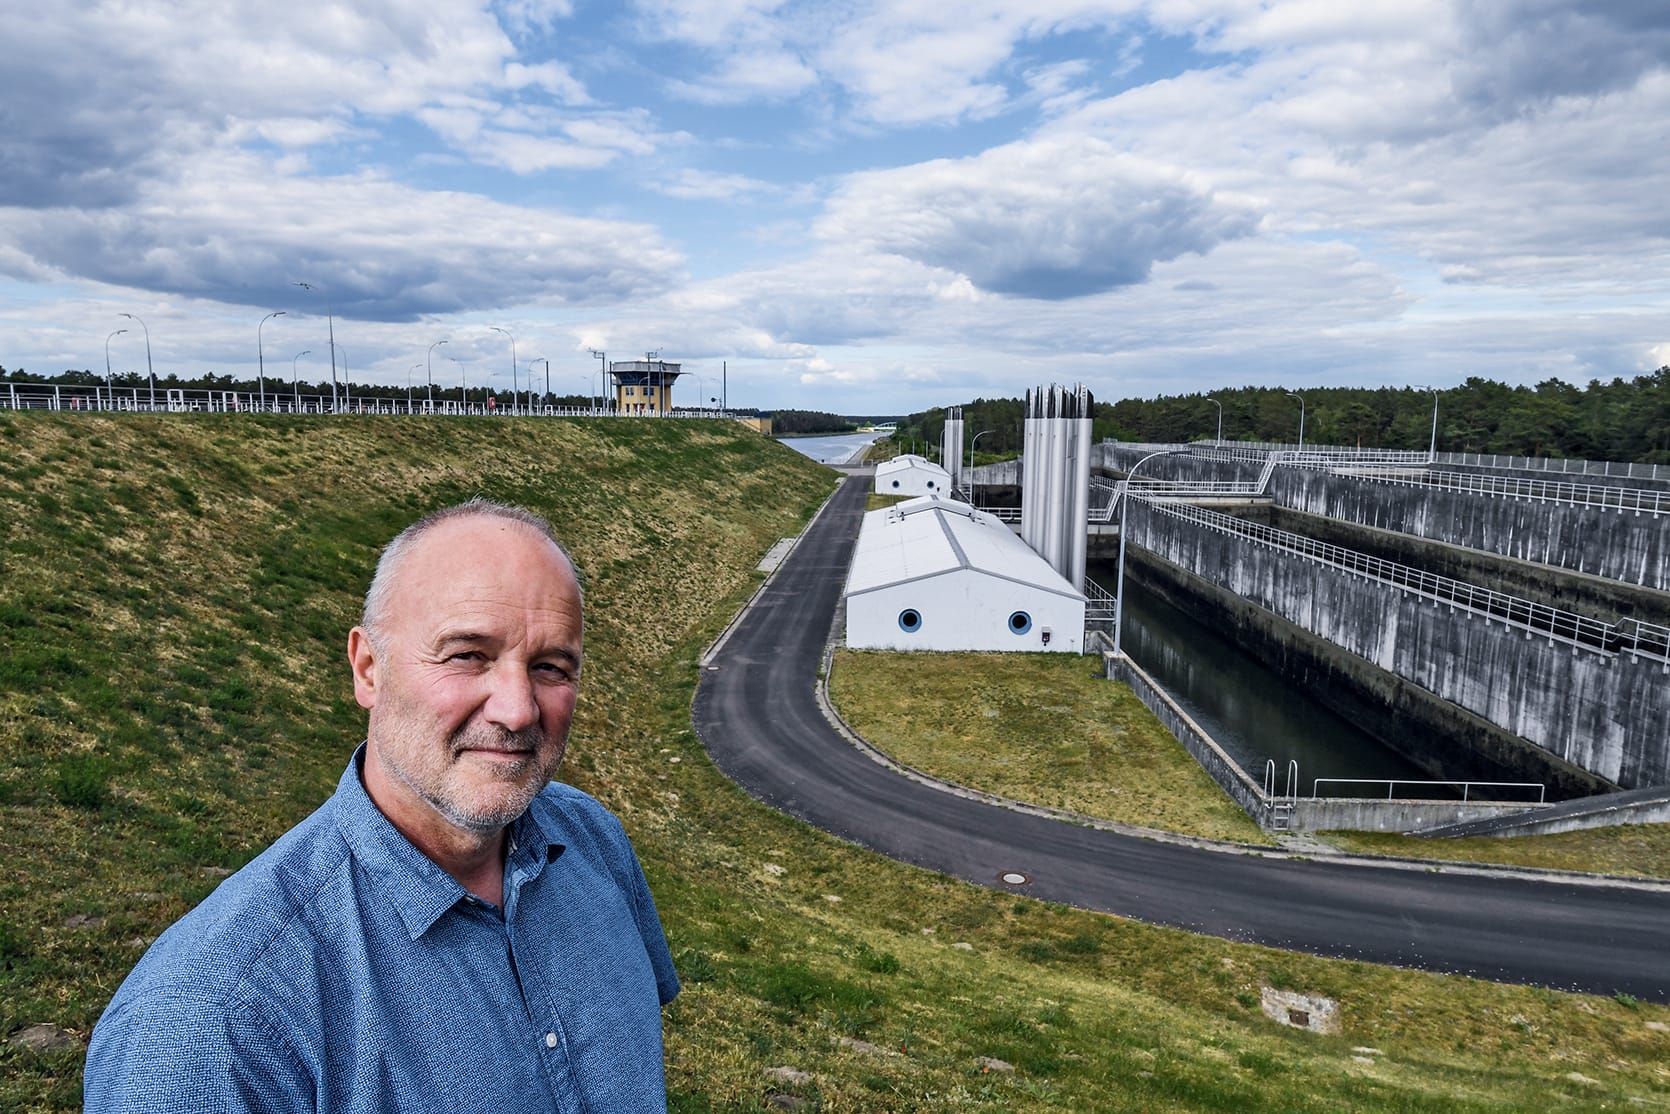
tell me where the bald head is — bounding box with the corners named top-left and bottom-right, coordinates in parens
top-left (361, 499), bottom-right (580, 649)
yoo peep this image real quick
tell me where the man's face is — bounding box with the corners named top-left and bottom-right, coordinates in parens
top-left (349, 516), bottom-right (583, 840)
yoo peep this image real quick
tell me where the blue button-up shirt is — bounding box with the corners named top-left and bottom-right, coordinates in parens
top-left (85, 748), bottom-right (680, 1112)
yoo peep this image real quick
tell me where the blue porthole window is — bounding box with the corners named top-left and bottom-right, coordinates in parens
top-left (1008, 610), bottom-right (1033, 635)
top-left (898, 608), bottom-right (923, 633)
top-left (890, 479), bottom-right (901, 489)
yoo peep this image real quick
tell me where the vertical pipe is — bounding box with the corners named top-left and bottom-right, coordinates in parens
top-left (1021, 389), bottom-right (1038, 548)
top-left (1042, 385), bottom-right (1064, 574)
top-left (1069, 410), bottom-right (1092, 587)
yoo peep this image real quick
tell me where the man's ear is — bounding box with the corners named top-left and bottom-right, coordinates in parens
top-left (348, 627), bottom-right (380, 710)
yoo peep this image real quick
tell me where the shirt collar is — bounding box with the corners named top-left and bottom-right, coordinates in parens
top-left (332, 745), bottom-right (564, 939)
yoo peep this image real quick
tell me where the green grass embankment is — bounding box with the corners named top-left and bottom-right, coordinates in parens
top-left (2, 412), bottom-right (1667, 1112)
top-left (830, 650), bottom-right (1270, 845)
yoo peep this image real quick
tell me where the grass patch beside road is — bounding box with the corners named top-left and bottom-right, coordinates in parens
top-left (1321, 824), bottom-right (1670, 880)
top-left (829, 650), bottom-right (1272, 845)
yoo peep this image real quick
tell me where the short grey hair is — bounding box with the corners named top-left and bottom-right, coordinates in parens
top-left (360, 498), bottom-right (581, 646)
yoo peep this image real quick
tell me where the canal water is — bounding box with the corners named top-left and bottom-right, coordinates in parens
top-left (777, 431), bottom-right (882, 466)
top-left (1087, 562), bottom-right (1434, 792)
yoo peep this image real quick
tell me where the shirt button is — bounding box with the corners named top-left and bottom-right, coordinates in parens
top-left (545, 1032), bottom-right (558, 1049)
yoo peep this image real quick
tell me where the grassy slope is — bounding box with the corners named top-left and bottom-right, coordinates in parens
top-left (1, 413), bottom-right (1666, 1112)
top-left (1321, 825), bottom-right (1670, 880)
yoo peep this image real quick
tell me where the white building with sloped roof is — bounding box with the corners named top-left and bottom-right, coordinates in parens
top-left (844, 496), bottom-right (1085, 653)
top-left (872, 454), bottom-right (951, 497)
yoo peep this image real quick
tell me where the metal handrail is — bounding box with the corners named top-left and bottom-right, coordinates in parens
top-left (1436, 450), bottom-right (1669, 484)
top-left (0, 383), bottom-right (730, 419)
top-left (1185, 444), bottom-right (1430, 467)
top-left (1082, 576), bottom-right (1117, 623)
top-left (1143, 498), bottom-right (1670, 661)
top-left (1311, 778), bottom-right (1546, 803)
top-left (1334, 465), bottom-right (1668, 515)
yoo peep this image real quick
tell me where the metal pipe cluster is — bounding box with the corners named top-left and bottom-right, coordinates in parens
top-left (1020, 383), bottom-right (1095, 586)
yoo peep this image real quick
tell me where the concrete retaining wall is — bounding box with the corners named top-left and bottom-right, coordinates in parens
top-left (1263, 507), bottom-right (1670, 629)
top-left (1105, 654), bottom-right (1545, 833)
top-left (1104, 654), bottom-right (1268, 820)
top-left (1267, 468), bottom-right (1669, 591)
top-left (1096, 444), bottom-right (1261, 485)
top-left (1289, 797), bottom-right (1545, 834)
top-left (1129, 501), bottom-right (1670, 791)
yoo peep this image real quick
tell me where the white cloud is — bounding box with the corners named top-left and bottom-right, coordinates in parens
top-left (0, 151), bottom-right (684, 321)
top-left (817, 137), bottom-right (1258, 298)
top-left (651, 169), bottom-right (779, 201)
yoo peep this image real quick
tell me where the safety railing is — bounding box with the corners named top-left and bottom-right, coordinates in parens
top-left (1333, 466), bottom-right (1668, 515)
top-left (1183, 443), bottom-right (1430, 467)
top-left (1311, 778), bottom-right (1546, 803)
top-left (1082, 576), bottom-right (1118, 626)
top-left (1436, 451), bottom-right (1670, 483)
top-left (0, 383), bottom-right (731, 419)
top-left (1143, 498), bottom-right (1670, 661)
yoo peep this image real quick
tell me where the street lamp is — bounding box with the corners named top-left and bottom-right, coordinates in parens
top-left (258, 311), bottom-right (286, 413)
top-left (1113, 448), bottom-right (1185, 658)
top-left (449, 356), bottom-right (468, 412)
top-left (1286, 391), bottom-right (1305, 451)
top-left (291, 350), bottom-right (311, 409)
top-left (647, 349), bottom-right (660, 413)
top-left (490, 326), bottom-right (517, 412)
top-left (1205, 396), bottom-right (1222, 445)
top-left (408, 364), bottom-right (422, 413)
top-left (117, 312), bottom-right (154, 410)
top-left (335, 345), bottom-right (349, 411)
top-left (530, 357), bottom-right (549, 410)
top-left (968, 428), bottom-right (994, 472)
top-left (1420, 385), bottom-right (1440, 460)
top-left (104, 328), bottom-right (127, 410)
top-left (426, 339), bottom-right (448, 410)
top-left (291, 281), bottom-right (338, 411)
top-left (590, 349), bottom-right (607, 410)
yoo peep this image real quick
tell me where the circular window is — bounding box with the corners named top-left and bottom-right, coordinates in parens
top-left (927, 480), bottom-right (937, 489)
top-left (890, 479), bottom-right (900, 489)
top-left (1007, 610), bottom-right (1033, 635)
top-left (898, 609), bottom-right (922, 633)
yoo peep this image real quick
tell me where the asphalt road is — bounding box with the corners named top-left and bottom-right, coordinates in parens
top-left (691, 476), bottom-right (1670, 1002)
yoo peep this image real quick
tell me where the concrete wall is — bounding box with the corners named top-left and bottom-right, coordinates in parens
top-left (1128, 500), bottom-right (1670, 791)
top-left (1287, 797), bottom-right (1545, 834)
top-left (1105, 655), bottom-right (1543, 833)
top-left (1095, 444), bottom-right (1261, 485)
top-left (1266, 467), bottom-right (1669, 591)
top-left (1262, 507), bottom-right (1670, 629)
top-left (1105, 655), bottom-right (1269, 820)
top-left (1457, 798), bottom-right (1670, 838)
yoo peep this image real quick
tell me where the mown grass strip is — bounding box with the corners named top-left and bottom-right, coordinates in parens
top-left (829, 649), bottom-right (1272, 845)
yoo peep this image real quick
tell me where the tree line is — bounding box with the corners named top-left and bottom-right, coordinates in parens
top-left (767, 409), bottom-right (859, 434)
top-left (890, 371), bottom-right (1670, 464)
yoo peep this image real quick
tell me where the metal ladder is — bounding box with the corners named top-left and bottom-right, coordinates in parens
top-left (1264, 759), bottom-right (1299, 831)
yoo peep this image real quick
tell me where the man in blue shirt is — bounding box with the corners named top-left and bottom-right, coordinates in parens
top-left (86, 500), bottom-right (681, 1112)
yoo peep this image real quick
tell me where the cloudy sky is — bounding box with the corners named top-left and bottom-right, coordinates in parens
top-left (4, 0), bottom-right (1669, 415)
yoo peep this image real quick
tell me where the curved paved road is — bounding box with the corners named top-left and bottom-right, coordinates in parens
top-left (692, 477), bottom-right (1670, 1001)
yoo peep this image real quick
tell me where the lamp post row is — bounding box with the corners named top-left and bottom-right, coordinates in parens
top-left (102, 312), bottom-right (654, 417)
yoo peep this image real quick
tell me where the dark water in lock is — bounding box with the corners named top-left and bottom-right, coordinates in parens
top-left (1088, 562), bottom-right (1435, 795)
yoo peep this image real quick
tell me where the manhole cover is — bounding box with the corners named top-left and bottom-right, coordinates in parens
top-left (1000, 872), bottom-right (1029, 886)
